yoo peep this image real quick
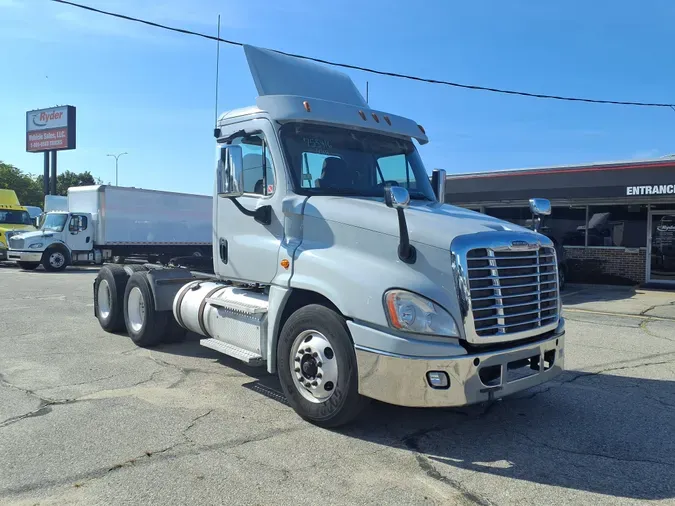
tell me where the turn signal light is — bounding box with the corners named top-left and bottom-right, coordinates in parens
top-left (280, 259), bottom-right (290, 269)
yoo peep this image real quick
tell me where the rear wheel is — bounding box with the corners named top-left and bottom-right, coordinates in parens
top-left (123, 271), bottom-right (168, 347)
top-left (18, 262), bottom-right (39, 270)
top-left (94, 265), bottom-right (130, 332)
top-left (277, 304), bottom-right (367, 428)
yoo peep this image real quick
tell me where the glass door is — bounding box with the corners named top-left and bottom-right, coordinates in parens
top-left (647, 210), bottom-right (675, 284)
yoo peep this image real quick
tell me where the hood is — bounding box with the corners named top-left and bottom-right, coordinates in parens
top-left (303, 196), bottom-right (534, 250)
top-left (11, 230), bottom-right (53, 242)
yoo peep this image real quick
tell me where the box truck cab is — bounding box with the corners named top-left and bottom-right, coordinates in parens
top-left (8, 210), bottom-right (93, 270)
top-left (0, 189), bottom-right (37, 261)
top-left (93, 45), bottom-right (565, 427)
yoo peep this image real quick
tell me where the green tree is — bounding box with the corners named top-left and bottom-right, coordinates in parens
top-left (0, 162), bottom-right (43, 207)
top-left (35, 170), bottom-right (103, 196)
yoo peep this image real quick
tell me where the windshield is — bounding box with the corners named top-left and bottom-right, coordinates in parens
top-left (279, 123), bottom-right (436, 201)
top-left (41, 213), bottom-right (68, 232)
top-left (0, 210), bottom-right (33, 225)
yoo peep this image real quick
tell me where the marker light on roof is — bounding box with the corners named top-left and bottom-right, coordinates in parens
top-left (384, 116), bottom-right (391, 125)
top-left (358, 110), bottom-right (367, 120)
top-left (303, 101), bottom-right (311, 112)
top-left (418, 124), bottom-right (426, 134)
top-left (371, 113), bottom-right (380, 123)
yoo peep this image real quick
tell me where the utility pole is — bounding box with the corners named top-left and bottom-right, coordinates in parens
top-left (106, 152), bottom-right (128, 186)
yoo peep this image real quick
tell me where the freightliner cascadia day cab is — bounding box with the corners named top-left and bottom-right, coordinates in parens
top-left (92, 45), bottom-right (565, 427)
top-left (0, 189), bottom-right (36, 262)
top-left (8, 186), bottom-right (212, 271)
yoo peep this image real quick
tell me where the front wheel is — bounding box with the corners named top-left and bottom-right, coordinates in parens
top-left (42, 248), bottom-right (68, 272)
top-left (18, 262), bottom-right (39, 270)
top-left (277, 304), bottom-right (368, 428)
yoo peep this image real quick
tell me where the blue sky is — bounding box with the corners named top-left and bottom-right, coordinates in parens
top-left (1, 0), bottom-right (675, 196)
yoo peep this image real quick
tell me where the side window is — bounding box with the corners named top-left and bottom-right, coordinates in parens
top-left (231, 133), bottom-right (276, 196)
top-left (377, 154), bottom-right (414, 189)
top-left (69, 215), bottom-right (87, 232)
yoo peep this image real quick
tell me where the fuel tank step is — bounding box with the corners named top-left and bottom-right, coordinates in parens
top-left (200, 338), bottom-right (264, 366)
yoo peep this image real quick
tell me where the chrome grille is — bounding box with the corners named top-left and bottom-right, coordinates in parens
top-left (466, 246), bottom-right (559, 338)
top-left (8, 236), bottom-right (25, 249)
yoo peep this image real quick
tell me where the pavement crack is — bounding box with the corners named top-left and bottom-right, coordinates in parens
top-left (562, 359), bottom-right (675, 385)
top-left (639, 320), bottom-right (675, 343)
top-left (513, 430), bottom-right (674, 468)
top-left (402, 429), bottom-right (494, 506)
top-left (0, 398), bottom-right (78, 428)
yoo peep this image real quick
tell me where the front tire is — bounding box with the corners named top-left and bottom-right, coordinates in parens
top-left (123, 271), bottom-right (168, 347)
top-left (18, 262), bottom-right (39, 270)
top-left (277, 304), bottom-right (367, 428)
top-left (42, 248), bottom-right (68, 272)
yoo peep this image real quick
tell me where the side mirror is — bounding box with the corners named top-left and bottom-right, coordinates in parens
top-left (529, 198), bottom-right (551, 217)
top-left (431, 169), bottom-right (446, 204)
top-left (384, 186), bottom-right (411, 209)
top-left (384, 186), bottom-right (416, 264)
top-left (217, 145), bottom-right (244, 197)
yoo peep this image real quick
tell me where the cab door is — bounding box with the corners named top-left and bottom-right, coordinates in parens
top-left (66, 214), bottom-right (92, 252)
top-left (214, 119), bottom-right (286, 284)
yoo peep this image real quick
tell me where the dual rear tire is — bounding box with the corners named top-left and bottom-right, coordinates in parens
top-left (94, 265), bottom-right (186, 346)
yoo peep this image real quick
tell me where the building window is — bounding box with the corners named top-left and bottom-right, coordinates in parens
top-left (585, 205), bottom-right (648, 247)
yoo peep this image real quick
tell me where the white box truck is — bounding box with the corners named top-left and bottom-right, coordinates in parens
top-left (92, 45), bottom-right (565, 427)
top-left (8, 186), bottom-right (212, 271)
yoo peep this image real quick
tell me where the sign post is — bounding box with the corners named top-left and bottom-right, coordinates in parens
top-left (25, 105), bottom-right (76, 195)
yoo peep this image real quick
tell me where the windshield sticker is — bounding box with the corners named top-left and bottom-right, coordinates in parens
top-left (303, 137), bottom-right (333, 154)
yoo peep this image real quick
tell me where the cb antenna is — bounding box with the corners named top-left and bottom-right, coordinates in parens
top-left (213, 14), bottom-right (221, 138)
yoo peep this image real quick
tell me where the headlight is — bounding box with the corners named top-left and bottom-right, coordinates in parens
top-left (384, 289), bottom-right (459, 337)
top-left (28, 243), bottom-right (43, 249)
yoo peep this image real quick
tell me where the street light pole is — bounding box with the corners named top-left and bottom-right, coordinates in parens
top-left (106, 152), bottom-right (128, 186)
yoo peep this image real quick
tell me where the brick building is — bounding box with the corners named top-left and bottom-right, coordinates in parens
top-left (444, 158), bottom-right (675, 287)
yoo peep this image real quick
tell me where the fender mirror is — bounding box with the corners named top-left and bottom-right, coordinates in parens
top-left (217, 145), bottom-right (244, 197)
top-left (384, 186), bottom-right (416, 264)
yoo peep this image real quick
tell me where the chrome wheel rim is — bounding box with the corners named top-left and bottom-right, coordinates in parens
top-left (49, 252), bottom-right (65, 268)
top-left (97, 279), bottom-right (111, 319)
top-left (127, 287), bottom-right (145, 333)
top-left (290, 329), bottom-right (338, 403)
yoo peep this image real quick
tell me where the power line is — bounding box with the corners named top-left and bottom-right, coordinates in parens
top-left (51, 0), bottom-right (675, 109)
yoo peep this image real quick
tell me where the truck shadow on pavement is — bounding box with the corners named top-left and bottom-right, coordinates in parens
top-left (153, 335), bottom-right (675, 500)
top-left (340, 370), bottom-right (675, 501)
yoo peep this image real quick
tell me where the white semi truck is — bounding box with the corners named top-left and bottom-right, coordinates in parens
top-left (92, 45), bottom-right (565, 427)
top-left (8, 186), bottom-right (212, 271)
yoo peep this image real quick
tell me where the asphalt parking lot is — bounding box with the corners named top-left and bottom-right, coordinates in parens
top-left (1, 264), bottom-right (674, 506)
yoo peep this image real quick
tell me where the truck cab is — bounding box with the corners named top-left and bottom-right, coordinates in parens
top-left (0, 189), bottom-right (37, 262)
top-left (8, 211), bottom-right (92, 271)
top-left (93, 45), bottom-right (565, 427)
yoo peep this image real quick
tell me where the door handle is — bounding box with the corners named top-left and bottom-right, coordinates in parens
top-left (219, 238), bottom-right (228, 264)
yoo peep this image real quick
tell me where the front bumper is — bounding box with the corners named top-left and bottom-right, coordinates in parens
top-left (353, 319), bottom-right (565, 408)
top-left (7, 250), bottom-right (43, 263)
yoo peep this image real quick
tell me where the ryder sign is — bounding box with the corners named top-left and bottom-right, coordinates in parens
top-left (26, 106), bottom-right (76, 152)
